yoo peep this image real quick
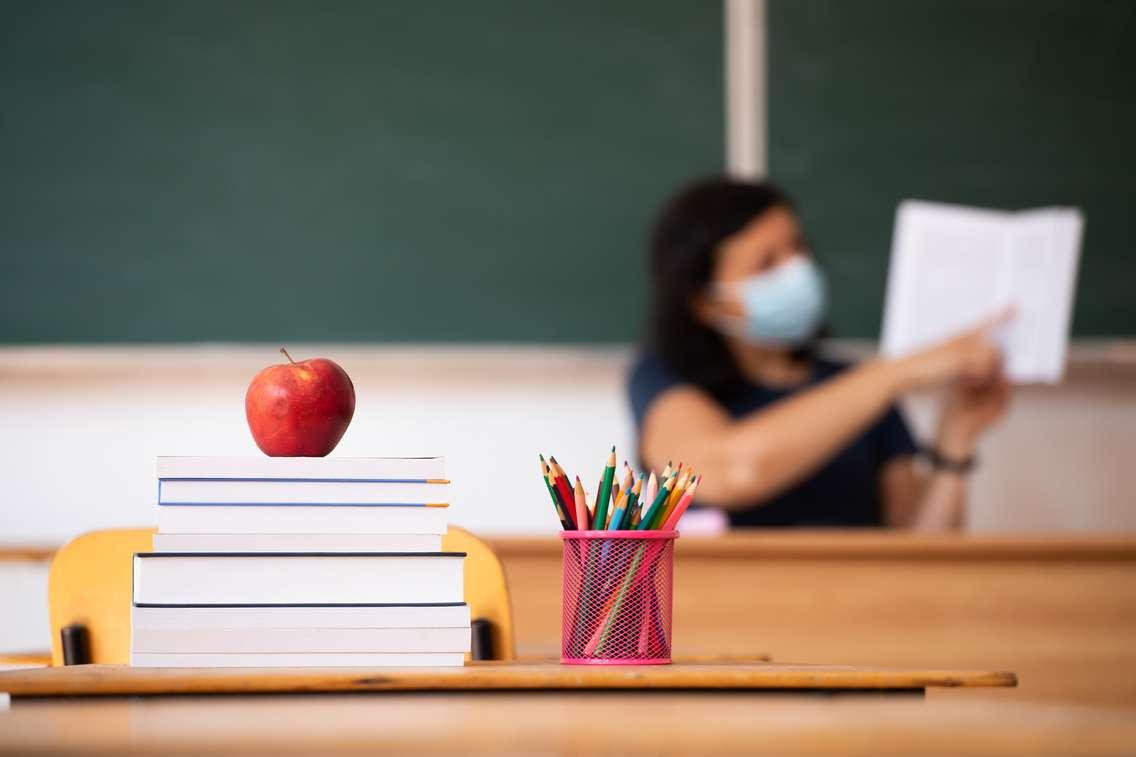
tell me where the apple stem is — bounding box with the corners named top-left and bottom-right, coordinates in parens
top-left (279, 347), bottom-right (296, 364)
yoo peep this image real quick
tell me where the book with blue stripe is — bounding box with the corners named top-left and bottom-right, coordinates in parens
top-left (158, 478), bottom-right (450, 505)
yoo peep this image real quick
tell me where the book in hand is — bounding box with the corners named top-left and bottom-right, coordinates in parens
top-left (156, 456), bottom-right (445, 480)
top-left (133, 553), bottom-right (466, 605)
top-left (158, 479), bottom-right (450, 506)
top-left (152, 533), bottom-right (444, 553)
top-left (881, 200), bottom-right (1084, 383)
top-left (156, 504), bottom-right (449, 535)
top-left (130, 652), bottom-right (465, 668)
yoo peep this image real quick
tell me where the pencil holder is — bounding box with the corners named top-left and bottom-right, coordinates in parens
top-left (560, 530), bottom-right (677, 664)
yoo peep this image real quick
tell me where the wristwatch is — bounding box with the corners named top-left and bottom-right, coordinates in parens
top-left (923, 447), bottom-right (977, 474)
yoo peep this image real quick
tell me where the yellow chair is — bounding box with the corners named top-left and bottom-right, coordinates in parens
top-left (46, 526), bottom-right (515, 665)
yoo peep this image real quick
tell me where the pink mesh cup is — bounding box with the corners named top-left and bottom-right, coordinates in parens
top-left (560, 530), bottom-right (677, 664)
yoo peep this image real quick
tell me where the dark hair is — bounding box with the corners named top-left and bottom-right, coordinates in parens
top-left (646, 176), bottom-right (815, 399)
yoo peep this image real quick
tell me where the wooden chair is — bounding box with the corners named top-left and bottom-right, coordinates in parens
top-left (43, 526), bottom-right (514, 665)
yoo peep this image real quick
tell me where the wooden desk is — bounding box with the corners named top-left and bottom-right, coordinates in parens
top-left (0, 661), bottom-right (1014, 697)
top-left (487, 532), bottom-right (1136, 707)
top-left (2, 692), bottom-right (1134, 755)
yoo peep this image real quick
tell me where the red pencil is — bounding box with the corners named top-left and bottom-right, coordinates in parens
top-left (548, 456), bottom-right (578, 529)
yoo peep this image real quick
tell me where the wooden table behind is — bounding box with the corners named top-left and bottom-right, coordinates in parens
top-left (487, 532), bottom-right (1136, 707)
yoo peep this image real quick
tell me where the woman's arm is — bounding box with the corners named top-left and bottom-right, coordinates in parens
top-left (882, 376), bottom-right (1011, 529)
top-left (639, 321), bottom-right (1005, 509)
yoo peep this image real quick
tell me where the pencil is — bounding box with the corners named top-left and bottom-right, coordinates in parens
top-left (643, 471), bottom-right (658, 509)
top-left (662, 476), bottom-right (699, 531)
top-left (593, 446), bottom-right (616, 533)
top-left (547, 457), bottom-right (578, 529)
top-left (573, 476), bottom-right (590, 531)
top-left (539, 456), bottom-right (571, 530)
top-left (607, 487), bottom-right (629, 531)
top-left (659, 470), bottom-right (689, 526)
top-left (612, 476), bottom-right (642, 530)
top-left (636, 474), bottom-right (673, 531)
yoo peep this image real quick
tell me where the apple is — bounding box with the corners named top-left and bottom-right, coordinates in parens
top-left (245, 348), bottom-right (356, 457)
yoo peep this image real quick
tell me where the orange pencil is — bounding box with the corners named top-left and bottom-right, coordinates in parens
top-left (662, 476), bottom-right (700, 531)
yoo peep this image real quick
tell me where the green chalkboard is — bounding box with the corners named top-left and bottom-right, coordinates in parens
top-left (769, 0), bottom-right (1136, 338)
top-left (0, 1), bottom-right (722, 343)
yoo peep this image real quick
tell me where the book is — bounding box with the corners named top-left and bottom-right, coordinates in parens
top-left (156, 456), bottom-right (445, 480)
top-left (881, 200), bottom-right (1084, 383)
top-left (152, 533), bottom-right (444, 553)
top-left (129, 652), bottom-right (465, 668)
top-left (131, 626), bottom-right (472, 654)
top-left (131, 603), bottom-right (471, 630)
top-left (158, 479), bottom-right (451, 505)
top-left (156, 505), bottom-right (449, 535)
top-left (133, 553), bottom-right (466, 605)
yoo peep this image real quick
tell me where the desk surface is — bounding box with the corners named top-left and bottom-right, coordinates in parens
top-left (1, 692), bottom-right (1133, 756)
top-left (0, 661), bottom-right (1015, 697)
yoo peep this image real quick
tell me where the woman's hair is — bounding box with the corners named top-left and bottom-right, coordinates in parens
top-left (646, 176), bottom-right (813, 399)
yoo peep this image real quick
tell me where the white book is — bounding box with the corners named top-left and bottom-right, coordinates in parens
top-left (882, 200), bottom-right (1084, 383)
top-left (156, 456), bottom-right (445, 480)
top-left (133, 553), bottom-right (465, 605)
top-left (131, 603), bottom-right (471, 630)
top-left (152, 533), bottom-right (444, 553)
top-left (132, 627), bottom-right (471, 654)
top-left (130, 652), bottom-right (464, 668)
top-left (157, 505), bottom-right (448, 535)
top-left (158, 479), bottom-right (451, 505)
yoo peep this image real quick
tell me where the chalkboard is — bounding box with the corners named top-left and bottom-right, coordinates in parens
top-left (769, 0), bottom-right (1136, 338)
top-left (0, 1), bottom-right (723, 343)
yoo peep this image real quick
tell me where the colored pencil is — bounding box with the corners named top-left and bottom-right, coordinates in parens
top-left (573, 476), bottom-right (590, 531)
top-left (607, 487), bottom-right (629, 531)
top-left (662, 476), bottom-right (699, 531)
top-left (636, 475), bottom-right (673, 531)
top-left (659, 470), bottom-right (689, 526)
top-left (540, 456), bottom-right (572, 530)
top-left (643, 471), bottom-right (658, 510)
top-left (612, 476), bottom-right (642, 530)
top-left (593, 446), bottom-right (616, 532)
top-left (547, 456), bottom-right (578, 529)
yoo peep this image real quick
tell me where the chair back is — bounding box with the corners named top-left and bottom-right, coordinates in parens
top-left (48, 526), bottom-right (515, 664)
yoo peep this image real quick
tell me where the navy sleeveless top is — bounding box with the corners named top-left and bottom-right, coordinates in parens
top-left (627, 353), bottom-right (918, 527)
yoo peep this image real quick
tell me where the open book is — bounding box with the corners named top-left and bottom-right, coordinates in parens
top-left (881, 200), bottom-right (1084, 383)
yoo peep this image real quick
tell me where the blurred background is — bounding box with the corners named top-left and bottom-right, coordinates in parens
top-left (1, 0), bottom-right (1134, 657)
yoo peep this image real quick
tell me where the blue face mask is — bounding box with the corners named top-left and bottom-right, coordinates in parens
top-left (712, 256), bottom-right (827, 346)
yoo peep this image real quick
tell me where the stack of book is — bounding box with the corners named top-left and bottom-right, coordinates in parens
top-left (131, 456), bottom-right (470, 667)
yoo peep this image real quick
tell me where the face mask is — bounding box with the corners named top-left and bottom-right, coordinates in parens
top-left (711, 256), bottom-right (827, 346)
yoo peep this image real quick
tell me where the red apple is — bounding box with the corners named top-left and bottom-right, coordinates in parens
top-left (245, 348), bottom-right (356, 457)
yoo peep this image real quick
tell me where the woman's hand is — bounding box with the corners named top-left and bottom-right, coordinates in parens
top-left (888, 310), bottom-right (1013, 393)
top-left (935, 376), bottom-right (1012, 458)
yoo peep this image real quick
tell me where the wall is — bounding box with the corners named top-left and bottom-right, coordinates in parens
top-left (2, 343), bottom-right (1134, 545)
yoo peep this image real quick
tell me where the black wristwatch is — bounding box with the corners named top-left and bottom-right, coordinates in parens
top-left (923, 446), bottom-right (977, 474)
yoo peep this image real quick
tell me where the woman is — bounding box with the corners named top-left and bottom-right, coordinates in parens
top-left (629, 178), bottom-right (1011, 529)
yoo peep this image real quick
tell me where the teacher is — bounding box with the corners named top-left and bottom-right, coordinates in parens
top-left (629, 178), bottom-right (1011, 529)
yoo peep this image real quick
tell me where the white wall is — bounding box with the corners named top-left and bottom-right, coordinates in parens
top-left (0, 345), bottom-right (638, 543)
top-left (2, 343), bottom-right (1135, 546)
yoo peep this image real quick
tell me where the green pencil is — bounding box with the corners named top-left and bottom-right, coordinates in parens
top-left (593, 446), bottom-right (616, 532)
top-left (636, 474), bottom-right (674, 530)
